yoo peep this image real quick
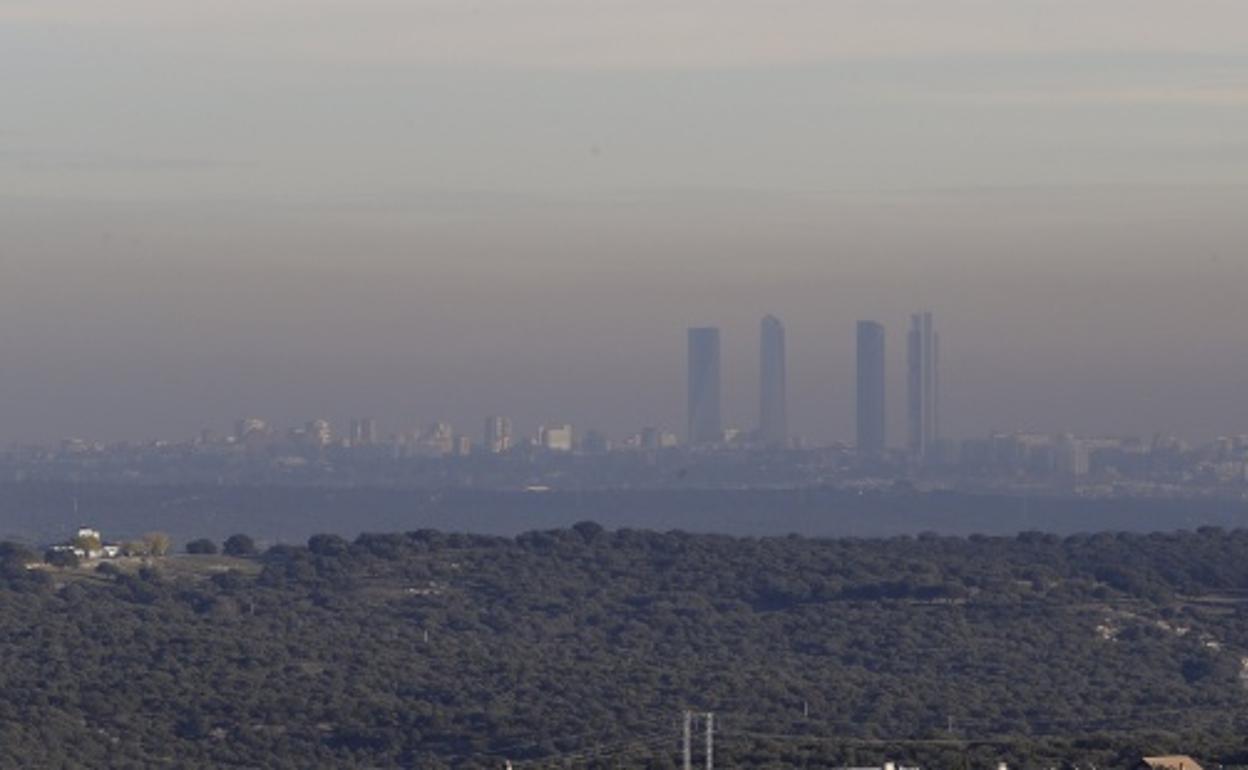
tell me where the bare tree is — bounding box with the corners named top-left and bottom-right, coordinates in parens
top-left (142, 532), bottom-right (171, 557)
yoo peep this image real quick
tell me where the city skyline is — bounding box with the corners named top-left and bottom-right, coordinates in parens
top-left (17, 309), bottom-right (1248, 501)
top-left (7, 306), bottom-right (1248, 448)
top-left (16, 310), bottom-right (1247, 463)
top-left (18, 402), bottom-right (1248, 506)
top-left (5, 4), bottom-right (1248, 449)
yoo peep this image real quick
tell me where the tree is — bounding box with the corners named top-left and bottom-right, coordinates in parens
top-left (223, 534), bottom-right (257, 557)
top-left (142, 532), bottom-right (171, 557)
top-left (121, 540), bottom-right (149, 557)
top-left (71, 533), bottom-right (102, 555)
top-left (308, 533), bottom-right (349, 557)
top-left (185, 538), bottom-right (219, 555)
top-left (0, 541), bottom-right (39, 568)
top-left (572, 520), bottom-right (606, 543)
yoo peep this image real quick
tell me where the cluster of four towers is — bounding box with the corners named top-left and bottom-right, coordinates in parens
top-left (687, 313), bottom-right (940, 457)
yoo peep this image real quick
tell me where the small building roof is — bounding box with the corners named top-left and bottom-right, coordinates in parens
top-left (1140, 755), bottom-right (1203, 770)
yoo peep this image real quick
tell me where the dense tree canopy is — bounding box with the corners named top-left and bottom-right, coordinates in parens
top-left (5, 525), bottom-right (1248, 767)
top-left (223, 533), bottom-right (257, 557)
top-left (185, 538), bottom-right (218, 555)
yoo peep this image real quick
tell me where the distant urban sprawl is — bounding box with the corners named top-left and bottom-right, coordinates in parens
top-left (6, 312), bottom-right (1248, 499)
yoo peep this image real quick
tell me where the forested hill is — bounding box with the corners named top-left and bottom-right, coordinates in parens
top-left (6, 527), bottom-right (1248, 767)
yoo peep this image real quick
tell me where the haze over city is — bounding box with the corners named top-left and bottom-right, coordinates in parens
top-left (11, 4), bottom-right (1248, 769)
top-left (5, 1), bottom-right (1248, 445)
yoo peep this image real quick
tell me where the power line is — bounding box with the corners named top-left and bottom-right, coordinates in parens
top-left (473, 704), bottom-right (1248, 769)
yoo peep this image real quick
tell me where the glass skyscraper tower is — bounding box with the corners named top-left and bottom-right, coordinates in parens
top-left (758, 315), bottom-right (788, 447)
top-left (856, 320), bottom-right (886, 455)
top-left (687, 327), bottom-right (722, 445)
top-left (907, 311), bottom-right (939, 459)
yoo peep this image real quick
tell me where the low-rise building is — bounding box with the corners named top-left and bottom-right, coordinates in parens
top-left (1135, 755), bottom-right (1203, 770)
top-left (49, 526), bottom-right (122, 560)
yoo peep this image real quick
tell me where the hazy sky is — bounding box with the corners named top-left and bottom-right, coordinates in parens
top-left (3, 1), bottom-right (1248, 445)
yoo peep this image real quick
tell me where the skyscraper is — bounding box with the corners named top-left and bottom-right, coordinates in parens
top-left (907, 311), bottom-right (940, 459)
top-left (537, 424), bottom-right (574, 452)
top-left (856, 321), bottom-right (886, 455)
top-left (349, 417), bottom-right (377, 446)
top-left (484, 416), bottom-right (513, 454)
top-left (305, 419), bottom-right (332, 448)
top-left (234, 417), bottom-right (267, 441)
top-left (687, 327), bottom-right (722, 445)
top-left (419, 422), bottom-right (455, 456)
top-left (758, 315), bottom-right (788, 447)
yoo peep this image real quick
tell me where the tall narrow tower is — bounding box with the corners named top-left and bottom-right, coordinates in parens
top-left (758, 315), bottom-right (788, 447)
top-left (484, 416), bottom-right (513, 454)
top-left (906, 311), bottom-right (939, 459)
top-left (856, 321), bottom-right (886, 455)
top-left (687, 327), bottom-right (722, 445)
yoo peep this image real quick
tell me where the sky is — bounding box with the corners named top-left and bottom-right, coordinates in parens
top-left (3, 1), bottom-right (1248, 445)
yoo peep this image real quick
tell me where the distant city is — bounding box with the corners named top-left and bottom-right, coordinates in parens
top-left (4, 311), bottom-right (1248, 498)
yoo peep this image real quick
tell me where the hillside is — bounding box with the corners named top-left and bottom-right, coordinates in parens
top-left (5, 526), bottom-right (1248, 767)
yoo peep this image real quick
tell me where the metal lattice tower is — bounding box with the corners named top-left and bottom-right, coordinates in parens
top-left (704, 712), bottom-right (714, 770)
top-left (682, 711), bottom-right (713, 770)
top-left (683, 711), bottom-right (693, 770)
